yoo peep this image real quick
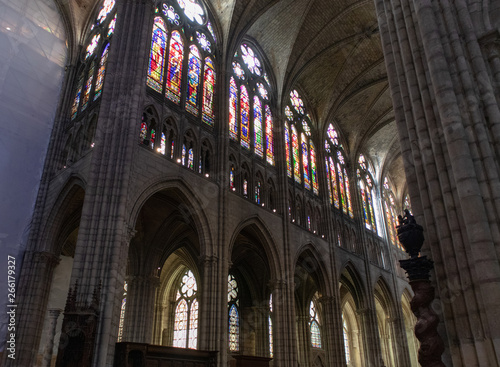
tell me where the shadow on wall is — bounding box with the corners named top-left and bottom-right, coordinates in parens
top-left (0, 0), bottom-right (67, 352)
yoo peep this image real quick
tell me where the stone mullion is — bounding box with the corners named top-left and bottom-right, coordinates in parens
top-left (295, 314), bottom-right (310, 366)
top-left (268, 280), bottom-right (287, 366)
top-left (122, 275), bottom-right (159, 343)
top-left (10, 251), bottom-right (59, 367)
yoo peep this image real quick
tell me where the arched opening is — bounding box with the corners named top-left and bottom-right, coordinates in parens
top-left (294, 248), bottom-right (328, 367)
top-left (123, 187), bottom-right (203, 348)
top-left (37, 183), bottom-right (86, 365)
top-left (339, 264), bottom-right (366, 367)
top-left (229, 225), bottom-right (273, 358)
top-left (374, 280), bottom-right (397, 367)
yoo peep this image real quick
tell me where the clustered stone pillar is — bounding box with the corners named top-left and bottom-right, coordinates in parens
top-left (41, 308), bottom-right (62, 367)
top-left (397, 210), bottom-right (445, 367)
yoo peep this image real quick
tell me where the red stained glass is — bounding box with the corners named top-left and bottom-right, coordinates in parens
top-left (240, 85), bottom-right (250, 149)
top-left (291, 125), bottom-right (300, 183)
top-left (147, 17), bottom-right (167, 92)
top-left (186, 45), bottom-right (201, 115)
top-left (229, 77), bottom-right (238, 140)
top-left (202, 57), bottom-right (215, 125)
top-left (265, 105), bottom-right (274, 165)
top-left (254, 96), bottom-right (263, 157)
top-left (310, 142), bottom-right (318, 194)
top-left (302, 133), bottom-right (310, 189)
top-left (166, 31), bottom-right (184, 103)
top-left (285, 123), bottom-right (291, 177)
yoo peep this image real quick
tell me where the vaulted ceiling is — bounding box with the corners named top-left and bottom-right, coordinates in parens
top-left (58, 0), bottom-right (406, 196)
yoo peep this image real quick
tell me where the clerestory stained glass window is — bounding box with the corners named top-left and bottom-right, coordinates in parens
top-left (383, 177), bottom-right (399, 248)
top-left (284, 90), bottom-right (318, 194)
top-left (173, 269), bottom-right (198, 349)
top-left (70, 0), bottom-right (116, 120)
top-left (325, 124), bottom-right (353, 217)
top-left (358, 154), bottom-right (377, 232)
top-left (230, 42), bottom-right (274, 165)
top-left (146, 0), bottom-right (216, 125)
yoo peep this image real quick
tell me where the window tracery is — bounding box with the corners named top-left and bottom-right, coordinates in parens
top-left (383, 177), bottom-right (400, 248)
top-left (229, 43), bottom-right (274, 165)
top-left (357, 154), bottom-right (377, 232)
top-left (146, 0), bottom-right (216, 125)
top-left (173, 269), bottom-right (198, 349)
top-left (228, 274), bottom-right (240, 352)
top-left (324, 124), bottom-right (353, 217)
top-left (284, 92), bottom-right (319, 194)
top-left (309, 293), bottom-right (322, 348)
top-left (70, 0), bottom-right (116, 121)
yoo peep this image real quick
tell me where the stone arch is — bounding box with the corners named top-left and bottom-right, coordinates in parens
top-left (374, 278), bottom-right (397, 367)
top-left (228, 217), bottom-right (282, 357)
top-left (339, 262), bottom-right (367, 310)
top-left (128, 178), bottom-right (214, 257)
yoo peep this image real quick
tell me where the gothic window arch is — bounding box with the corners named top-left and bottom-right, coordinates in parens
top-left (284, 91), bottom-right (319, 194)
top-left (117, 281), bottom-right (127, 342)
top-left (357, 154), bottom-right (377, 232)
top-left (324, 124), bottom-right (353, 218)
top-left (70, 0), bottom-right (116, 121)
top-left (383, 177), bottom-right (400, 248)
top-left (255, 172), bottom-right (264, 205)
top-left (229, 42), bottom-right (275, 165)
top-left (140, 106), bottom-right (160, 149)
top-left (342, 315), bottom-right (351, 365)
top-left (146, 0), bottom-right (217, 125)
top-left (267, 178), bottom-right (276, 212)
top-left (228, 273), bottom-right (240, 352)
top-left (173, 269), bottom-right (199, 349)
top-left (309, 293), bottom-right (322, 348)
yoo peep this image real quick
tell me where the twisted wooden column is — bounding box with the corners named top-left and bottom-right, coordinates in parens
top-left (397, 210), bottom-right (445, 367)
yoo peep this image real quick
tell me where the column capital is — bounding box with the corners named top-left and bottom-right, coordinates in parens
top-left (267, 279), bottom-right (287, 290)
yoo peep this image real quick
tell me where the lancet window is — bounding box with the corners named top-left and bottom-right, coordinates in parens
top-left (284, 91), bottom-right (319, 194)
top-left (228, 274), bottom-right (240, 352)
top-left (309, 293), bottom-right (322, 348)
top-left (357, 154), bottom-right (377, 232)
top-left (324, 124), bottom-right (353, 217)
top-left (173, 269), bottom-right (198, 349)
top-left (383, 177), bottom-right (399, 248)
top-left (229, 43), bottom-right (274, 165)
top-left (70, 0), bottom-right (116, 120)
top-left (146, 0), bottom-right (216, 125)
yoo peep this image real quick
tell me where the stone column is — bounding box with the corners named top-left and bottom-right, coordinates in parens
top-left (295, 314), bottom-right (311, 367)
top-left (375, 0), bottom-right (500, 364)
top-left (122, 275), bottom-right (160, 343)
top-left (41, 308), bottom-right (62, 367)
top-left (318, 296), bottom-right (344, 366)
top-left (8, 251), bottom-right (59, 367)
top-left (357, 307), bottom-right (383, 366)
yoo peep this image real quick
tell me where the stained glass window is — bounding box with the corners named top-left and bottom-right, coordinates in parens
top-left (140, 122), bottom-right (148, 142)
top-left (240, 86), bottom-right (250, 149)
top-left (290, 90), bottom-right (304, 114)
top-left (185, 45), bottom-right (201, 115)
top-left (229, 77), bottom-right (238, 139)
top-left (310, 142), bottom-right (318, 194)
top-left (285, 123), bottom-right (291, 177)
top-left (309, 296), bottom-right (322, 348)
top-left (325, 124), bottom-right (352, 216)
top-left (117, 281), bottom-right (127, 342)
top-left (182, 144), bottom-right (187, 165)
top-left (384, 178), bottom-right (399, 248)
top-left (147, 18), bottom-right (167, 92)
top-left (166, 30), bottom-right (184, 102)
top-left (302, 133), bottom-right (310, 189)
top-left (228, 274), bottom-right (239, 352)
top-left (81, 61), bottom-right (95, 111)
top-left (96, 0), bottom-right (115, 25)
top-left (150, 129), bottom-right (156, 149)
top-left (94, 44), bottom-right (109, 100)
top-left (230, 166), bottom-right (235, 190)
top-left (230, 42), bottom-right (273, 164)
top-left (358, 155), bottom-right (377, 232)
top-left (265, 105), bottom-right (274, 165)
top-left (173, 269), bottom-right (198, 349)
top-left (107, 13), bottom-right (116, 36)
top-left (255, 181), bottom-right (261, 204)
top-left (404, 194), bottom-right (412, 214)
top-left (85, 34), bottom-right (101, 59)
top-left (243, 178), bottom-right (248, 197)
top-left (291, 125), bottom-right (300, 183)
top-left (177, 0), bottom-right (205, 24)
top-left (254, 96), bottom-right (263, 157)
top-left (160, 132), bottom-right (166, 154)
top-left (202, 57), bottom-right (215, 125)
top-left (188, 148), bottom-right (194, 169)
top-left (71, 73), bottom-right (84, 120)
